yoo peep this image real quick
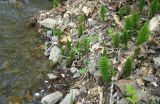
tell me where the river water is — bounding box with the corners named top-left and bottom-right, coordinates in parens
top-left (0, 0), bottom-right (51, 103)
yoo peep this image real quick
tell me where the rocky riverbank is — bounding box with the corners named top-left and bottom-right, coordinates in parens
top-left (32, 0), bottom-right (160, 104)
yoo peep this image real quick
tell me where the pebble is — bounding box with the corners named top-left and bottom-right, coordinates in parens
top-left (87, 60), bottom-right (96, 75)
top-left (44, 45), bottom-right (53, 56)
top-left (73, 71), bottom-right (81, 78)
top-left (49, 46), bottom-right (61, 65)
top-left (153, 57), bottom-right (160, 68)
top-left (47, 73), bottom-right (57, 79)
top-left (60, 89), bottom-right (79, 104)
top-left (70, 67), bottom-right (78, 74)
top-left (41, 91), bottom-right (63, 104)
top-left (34, 93), bottom-right (40, 96)
top-left (47, 30), bottom-right (52, 38)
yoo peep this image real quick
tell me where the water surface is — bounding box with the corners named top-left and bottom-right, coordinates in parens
top-left (0, 0), bottom-right (51, 103)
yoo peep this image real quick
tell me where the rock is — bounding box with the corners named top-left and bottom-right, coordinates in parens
top-left (38, 18), bottom-right (57, 29)
top-left (41, 91), bottom-right (63, 104)
top-left (115, 79), bottom-right (138, 94)
top-left (88, 18), bottom-right (98, 27)
top-left (0, 96), bottom-right (8, 104)
top-left (59, 59), bottom-right (67, 70)
top-left (47, 73), bottom-right (57, 80)
top-left (60, 89), bottom-right (79, 104)
top-left (49, 46), bottom-right (61, 65)
top-left (94, 70), bottom-right (101, 78)
top-left (149, 15), bottom-right (160, 32)
top-left (82, 6), bottom-right (90, 16)
top-left (47, 30), bottom-right (52, 38)
top-left (91, 42), bottom-right (101, 51)
top-left (73, 71), bottom-right (81, 78)
top-left (136, 90), bottom-right (152, 103)
top-left (0, 61), bottom-right (9, 70)
top-left (61, 12), bottom-right (70, 31)
top-left (143, 75), bottom-right (156, 82)
top-left (44, 45), bottom-right (53, 56)
top-left (118, 98), bottom-right (128, 104)
top-left (34, 93), bottom-right (41, 100)
top-left (153, 57), bottom-right (160, 68)
top-left (87, 60), bottom-right (96, 75)
top-left (50, 36), bottom-right (58, 45)
top-left (70, 67), bottom-right (78, 74)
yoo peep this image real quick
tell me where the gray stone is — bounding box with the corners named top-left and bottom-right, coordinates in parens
top-left (41, 91), bottom-right (63, 104)
top-left (39, 18), bottom-right (57, 29)
top-left (88, 60), bottom-right (96, 75)
top-left (59, 59), bottom-right (67, 70)
top-left (118, 98), bottom-right (128, 104)
top-left (44, 45), bottom-right (53, 56)
top-left (49, 46), bottom-right (61, 65)
top-left (94, 70), bottom-right (101, 78)
top-left (70, 67), bottom-right (78, 74)
top-left (61, 12), bottom-right (70, 31)
top-left (136, 90), bottom-right (151, 102)
top-left (88, 18), bottom-right (98, 27)
top-left (47, 30), bottom-right (52, 38)
top-left (50, 36), bottom-right (58, 45)
top-left (143, 75), bottom-right (156, 82)
top-left (0, 61), bottom-right (8, 70)
top-left (115, 79), bottom-right (138, 94)
top-left (149, 15), bottom-right (160, 32)
top-left (153, 57), bottom-right (160, 68)
top-left (73, 72), bottom-right (80, 78)
top-left (47, 73), bottom-right (57, 79)
top-left (60, 89), bottom-right (79, 104)
top-left (0, 96), bottom-right (8, 104)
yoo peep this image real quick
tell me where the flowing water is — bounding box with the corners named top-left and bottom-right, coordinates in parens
top-left (0, 0), bottom-right (52, 103)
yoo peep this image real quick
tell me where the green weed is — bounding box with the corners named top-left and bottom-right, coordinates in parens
top-left (66, 40), bottom-right (71, 50)
top-left (83, 38), bottom-right (90, 54)
top-left (139, 0), bottom-right (145, 11)
top-left (126, 85), bottom-right (137, 104)
top-left (124, 56), bottom-right (132, 77)
top-left (121, 29), bottom-right (131, 46)
top-left (99, 4), bottom-right (107, 22)
top-left (124, 12), bottom-right (140, 30)
top-left (78, 24), bottom-right (84, 37)
top-left (79, 67), bottom-right (87, 74)
top-left (53, 28), bottom-right (62, 41)
top-left (134, 46), bottom-right (140, 57)
top-left (67, 49), bottom-right (75, 67)
top-left (99, 56), bottom-right (110, 81)
top-left (136, 22), bottom-right (150, 46)
top-left (102, 48), bottom-right (108, 57)
top-left (150, 0), bottom-right (159, 16)
top-left (78, 15), bottom-right (85, 37)
top-left (118, 6), bottom-right (130, 19)
top-left (112, 32), bottom-right (120, 48)
top-left (107, 27), bottom-right (114, 36)
top-left (52, 0), bottom-right (60, 8)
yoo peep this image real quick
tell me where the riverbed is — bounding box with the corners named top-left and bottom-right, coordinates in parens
top-left (0, 0), bottom-right (52, 103)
